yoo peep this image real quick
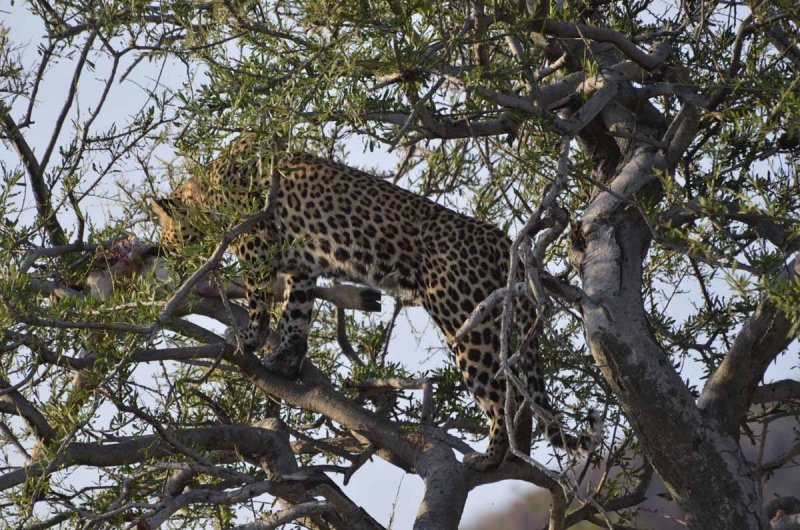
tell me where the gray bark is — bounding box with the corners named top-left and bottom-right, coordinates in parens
top-left (576, 146), bottom-right (767, 528)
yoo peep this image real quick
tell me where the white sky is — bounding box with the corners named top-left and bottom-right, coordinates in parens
top-left (1, 2), bottom-right (798, 529)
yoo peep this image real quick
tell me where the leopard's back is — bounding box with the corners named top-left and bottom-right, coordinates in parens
top-left (270, 153), bottom-right (512, 318)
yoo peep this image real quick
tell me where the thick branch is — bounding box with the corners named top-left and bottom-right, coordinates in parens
top-left (0, 376), bottom-right (57, 442)
top-left (578, 146), bottom-right (766, 529)
top-left (221, 348), bottom-right (419, 469)
top-left (538, 19), bottom-right (669, 71)
top-left (752, 380), bottom-right (800, 404)
top-left (0, 424), bottom-right (288, 491)
top-left (248, 419), bottom-right (385, 530)
top-left (412, 444), bottom-right (468, 530)
top-left (303, 109), bottom-right (520, 141)
top-left (700, 256), bottom-right (800, 434)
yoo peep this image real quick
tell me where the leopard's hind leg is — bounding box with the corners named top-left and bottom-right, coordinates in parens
top-left (262, 274), bottom-right (317, 377)
top-left (452, 323), bottom-right (518, 470)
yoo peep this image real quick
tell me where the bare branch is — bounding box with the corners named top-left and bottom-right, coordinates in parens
top-left (537, 19), bottom-right (670, 71)
top-left (456, 282), bottom-right (527, 340)
top-left (753, 380), bottom-right (800, 404)
top-left (233, 501), bottom-right (334, 530)
top-left (700, 255), bottom-right (800, 434)
top-left (0, 424), bottom-right (292, 492)
top-left (0, 108), bottom-right (67, 245)
top-left (19, 242), bottom-right (95, 274)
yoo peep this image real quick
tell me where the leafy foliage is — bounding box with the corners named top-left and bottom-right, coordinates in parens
top-left (1, 1), bottom-right (799, 529)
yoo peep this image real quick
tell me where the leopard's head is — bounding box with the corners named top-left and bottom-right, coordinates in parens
top-left (149, 196), bottom-right (203, 251)
top-left (149, 177), bottom-right (209, 251)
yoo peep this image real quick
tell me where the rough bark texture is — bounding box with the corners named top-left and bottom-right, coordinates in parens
top-left (577, 147), bottom-right (766, 528)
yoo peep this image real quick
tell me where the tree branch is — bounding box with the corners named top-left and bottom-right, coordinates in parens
top-left (700, 255), bottom-right (800, 434)
top-left (537, 19), bottom-right (670, 71)
top-left (232, 501), bottom-right (334, 530)
top-left (0, 424), bottom-right (291, 492)
top-left (768, 22), bottom-right (800, 71)
top-left (0, 108), bottom-right (67, 245)
top-left (661, 200), bottom-right (799, 250)
top-left (412, 444), bottom-right (468, 530)
top-left (752, 380), bottom-right (800, 404)
top-left (0, 376), bottom-right (57, 443)
top-left (224, 349), bottom-right (420, 470)
top-left (577, 145), bottom-right (766, 527)
top-left (139, 476), bottom-right (323, 528)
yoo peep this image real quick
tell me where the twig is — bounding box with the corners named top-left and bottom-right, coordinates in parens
top-left (0, 108), bottom-right (67, 245)
top-left (389, 77), bottom-right (446, 150)
top-left (456, 282), bottom-right (528, 340)
top-left (350, 377), bottom-right (439, 390)
top-left (233, 501), bottom-right (334, 530)
top-left (379, 300), bottom-right (403, 364)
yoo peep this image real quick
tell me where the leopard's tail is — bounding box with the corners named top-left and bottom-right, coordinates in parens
top-left (523, 350), bottom-right (604, 455)
top-left (543, 409), bottom-right (604, 454)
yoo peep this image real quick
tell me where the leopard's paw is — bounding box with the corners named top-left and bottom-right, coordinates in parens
top-left (463, 450), bottom-right (504, 471)
top-left (261, 337), bottom-right (308, 378)
top-left (224, 326), bottom-right (273, 355)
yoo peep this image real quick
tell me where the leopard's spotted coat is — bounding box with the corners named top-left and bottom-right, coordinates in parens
top-left (151, 134), bottom-right (601, 468)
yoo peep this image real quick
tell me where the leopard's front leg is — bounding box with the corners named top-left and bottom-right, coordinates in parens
top-left (231, 236), bottom-right (276, 354)
top-left (262, 274), bottom-right (316, 377)
top-left (239, 280), bottom-right (271, 353)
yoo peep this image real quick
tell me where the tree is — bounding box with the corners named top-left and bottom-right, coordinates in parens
top-left (1, 1), bottom-right (799, 529)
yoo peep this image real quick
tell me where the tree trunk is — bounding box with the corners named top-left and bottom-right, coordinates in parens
top-left (576, 146), bottom-right (767, 529)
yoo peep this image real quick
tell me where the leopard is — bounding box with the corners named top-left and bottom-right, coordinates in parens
top-left (150, 134), bottom-right (602, 468)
